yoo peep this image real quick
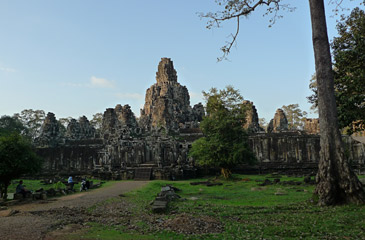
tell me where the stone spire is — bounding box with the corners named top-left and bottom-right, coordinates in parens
top-left (156, 58), bottom-right (177, 85)
top-left (139, 58), bottom-right (199, 131)
top-left (267, 108), bottom-right (289, 133)
top-left (66, 116), bottom-right (96, 140)
top-left (242, 100), bottom-right (262, 133)
top-left (114, 104), bottom-right (138, 128)
top-left (35, 112), bottom-right (63, 146)
top-left (102, 108), bottom-right (119, 135)
top-left (39, 112), bottom-right (60, 138)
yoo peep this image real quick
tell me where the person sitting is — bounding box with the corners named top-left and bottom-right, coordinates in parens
top-left (16, 180), bottom-right (31, 198)
top-left (85, 180), bottom-right (90, 190)
top-left (67, 176), bottom-right (74, 190)
top-left (80, 179), bottom-right (87, 192)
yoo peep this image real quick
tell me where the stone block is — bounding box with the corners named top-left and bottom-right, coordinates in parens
top-left (13, 193), bottom-right (23, 200)
top-left (0, 209), bottom-right (18, 217)
top-left (152, 200), bottom-right (168, 213)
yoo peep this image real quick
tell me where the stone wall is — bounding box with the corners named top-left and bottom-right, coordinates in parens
top-left (37, 139), bottom-right (103, 175)
top-left (34, 58), bottom-right (365, 179)
top-left (249, 132), bottom-right (320, 164)
top-left (37, 130), bottom-right (365, 178)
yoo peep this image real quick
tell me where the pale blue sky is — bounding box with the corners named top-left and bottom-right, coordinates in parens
top-left (0, 0), bottom-right (363, 122)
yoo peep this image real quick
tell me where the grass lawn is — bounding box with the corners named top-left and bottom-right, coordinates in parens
top-left (78, 174), bottom-right (365, 240)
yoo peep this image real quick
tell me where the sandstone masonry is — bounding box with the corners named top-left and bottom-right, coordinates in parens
top-left (35, 58), bottom-right (365, 179)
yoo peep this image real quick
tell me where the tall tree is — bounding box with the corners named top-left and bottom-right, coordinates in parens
top-left (90, 113), bottom-right (103, 130)
top-left (201, 0), bottom-right (365, 205)
top-left (259, 118), bottom-right (268, 130)
top-left (59, 117), bottom-right (73, 129)
top-left (0, 115), bottom-right (43, 199)
top-left (281, 104), bottom-right (308, 130)
top-left (309, 0), bottom-right (364, 205)
top-left (13, 109), bottom-right (45, 140)
top-left (308, 7), bottom-right (365, 134)
top-left (189, 86), bottom-right (255, 179)
top-left (58, 117), bottom-right (73, 136)
top-left (0, 134), bottom-right (43, 199)
top-left (0, 115), bottom-right (28, 137)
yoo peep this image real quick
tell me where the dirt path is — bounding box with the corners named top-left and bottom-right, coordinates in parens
top-left (0, 181), bottom-right (149, 240)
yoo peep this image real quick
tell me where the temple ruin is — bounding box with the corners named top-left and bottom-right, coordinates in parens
top-left (35, 58), bottom-right (365, 179)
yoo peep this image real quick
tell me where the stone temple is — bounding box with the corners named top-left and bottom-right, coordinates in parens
top-left (35, 58), bottom-right (365, 180)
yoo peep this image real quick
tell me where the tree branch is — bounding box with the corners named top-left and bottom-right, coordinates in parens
top-left (200, 0), bottom-right (295, 61)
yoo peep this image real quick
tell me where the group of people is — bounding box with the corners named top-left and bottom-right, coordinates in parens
top-left (15, 176), bottom-right (91, 199)
top-left (68, 176), bottom-right (90, 192)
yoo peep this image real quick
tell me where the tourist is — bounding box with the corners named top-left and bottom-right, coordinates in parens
top-left (80, 179), bottom-right (87, 191)
top-left (80, 178), bottom-right (90, 191)
top-left (68, 176), bottom-right (74, 190)
top-left (16, 180), bottom-right (31, 198)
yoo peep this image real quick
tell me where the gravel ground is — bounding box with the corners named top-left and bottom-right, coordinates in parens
top-left (0, 181), bottom-right (148, 240)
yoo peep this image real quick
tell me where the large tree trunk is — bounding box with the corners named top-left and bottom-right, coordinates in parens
top-left (309, 0), bottom-right (365, 205)
top-left (1, 181), bottom-right (10, 200)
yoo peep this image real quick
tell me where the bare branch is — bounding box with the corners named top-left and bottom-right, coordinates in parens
top-left (200, 0), bottom-right (295, 61)
top-left (218, 16), bottom-right (240, 61)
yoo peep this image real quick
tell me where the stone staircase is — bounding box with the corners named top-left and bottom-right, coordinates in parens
top-left (134, 163), bottom-right (157, 180)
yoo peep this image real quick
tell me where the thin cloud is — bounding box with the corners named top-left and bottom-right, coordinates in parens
top-left (90, 76), bottom-right (115, 88)
top-left (115, 92), bottom-right (144, 100)
top-left (62, 82), bottom-right (85, 87)
top-left (0, 67), bottom-right (16, 72)
top-left (190, 91), bottom-right (204, 100)
top-left (62, 76), bottom-right (116, 89)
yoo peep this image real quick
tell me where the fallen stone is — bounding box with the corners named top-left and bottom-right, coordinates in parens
top-left (275, 189), bottom-right (287, 195)
top-left (273, 178), bottom-right (280, 184)
top-left (190, 181), bottom-right (222, 187)
top-left (0, 209), bottom-right (19, 217)
top-left (258, 179), bottom-right (272, 186)
top-left (161, 186), bottom-right (171, 192)
top-left (155, 196), bottom-right (167, 201)
top-left (41, 193), bottom-right (47, 200)
top-left (190, 181), bottom-right (210, 186)
top-left (275, 192), bottom-right (287, 196)
top-left (206, 182), bottom-right (223, 187)
top-left (152, 200), bottom-right (168, 213)
top-left (13, 193), bottom-right (23, 200)
top-left (46, 188), bottom-right (56, 197)
top-left (251, 187), bottom-right (267, 191)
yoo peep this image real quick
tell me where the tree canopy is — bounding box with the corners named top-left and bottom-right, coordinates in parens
top-left (0, 133), bottom-right (43, 199)
top-left (90, 113), bottom-right (103, 131)
top-left (0, 115), bottom-right (28, 137)
top-left (189, 86), bottom-right (256, 178)
top-left (13, 109), bottom-right (45, 140)
top-left (281, 104), bottom-right (308, 130)
top-left (0, 114), bottom-right (43, 199)
top-left (308, 7), bottom-right (365, 134)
